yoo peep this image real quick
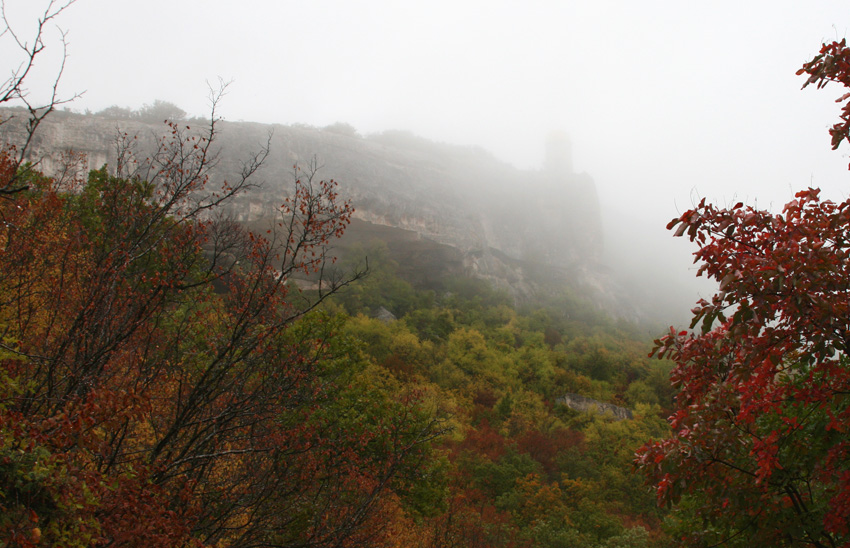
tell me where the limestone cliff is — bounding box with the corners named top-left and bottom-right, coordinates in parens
top-left (0, 109), bottom-right (628, 312)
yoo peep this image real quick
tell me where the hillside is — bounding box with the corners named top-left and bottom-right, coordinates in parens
top-left (0, 108), bottom-right (642, 319)
top-left (0, 105), bottom-right (674, 547)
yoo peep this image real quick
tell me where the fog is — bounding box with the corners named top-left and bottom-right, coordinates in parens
top-left (6, 0), bottom-right (850, 322)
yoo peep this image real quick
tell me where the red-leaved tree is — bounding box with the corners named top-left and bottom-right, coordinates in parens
top-left (0, 5), bottom-right (446, 546)
top-left (636, 40), bottom-right (850, 548)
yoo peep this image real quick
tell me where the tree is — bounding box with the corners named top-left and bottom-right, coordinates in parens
top-left (0, 6), bottom-right (449, 545)
top-left (135, 99), bottom-right (187, 122)
top-left (0, 0), bottom-right (81, 196)
top-left (636, 39), bottom-right (850, 548)
top-left (97, 104), bottom-right (134, 119)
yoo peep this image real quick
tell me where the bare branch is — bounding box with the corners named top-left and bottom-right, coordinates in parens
top-left (0, 0), bottom-right (82, 195)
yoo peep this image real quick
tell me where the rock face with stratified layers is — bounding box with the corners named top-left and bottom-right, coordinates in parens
top-left (0, 108), bottom-right (633, 313)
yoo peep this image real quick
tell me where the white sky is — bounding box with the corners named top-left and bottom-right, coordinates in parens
top-left (5, 0), bottom-right (850, 308)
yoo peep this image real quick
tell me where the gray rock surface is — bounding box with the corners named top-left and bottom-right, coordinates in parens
top-left (556, 393), bottom-right (634, 421)
top-left (0, 109), bottom-right (641, 317)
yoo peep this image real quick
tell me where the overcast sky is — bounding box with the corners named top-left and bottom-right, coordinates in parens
top-left (5, 0), bottom-right (850, 307)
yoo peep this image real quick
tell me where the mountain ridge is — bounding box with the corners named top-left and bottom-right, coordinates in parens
top-left (0, 108), bottom-right (641, 320)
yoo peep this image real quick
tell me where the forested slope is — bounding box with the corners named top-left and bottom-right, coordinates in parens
top-left (0, 116), bottom-right (673, 547)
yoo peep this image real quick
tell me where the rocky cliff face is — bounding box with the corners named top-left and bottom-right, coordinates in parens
top-left (556, 393), bottom-right (634, 421)
top-left (0, 109), bottom-right (630, 312)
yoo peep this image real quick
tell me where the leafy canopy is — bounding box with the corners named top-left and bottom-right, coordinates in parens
top-left (636, 39), bottom-right (850, 548)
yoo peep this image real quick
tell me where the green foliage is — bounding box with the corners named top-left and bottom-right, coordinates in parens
top-left (474, 450), bottom-right (542, 502)
top-left (328, 243), bottom-right (673, 546)
top-left (404, 307), bottom-right (455, 342)
top-left (2, 94), bottom-right (672, 548)
top-left (331, 241), bottom-right (428, 317)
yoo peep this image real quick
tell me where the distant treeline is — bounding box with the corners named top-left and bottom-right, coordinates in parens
top-left (96, 99), bottom-right (188, 122)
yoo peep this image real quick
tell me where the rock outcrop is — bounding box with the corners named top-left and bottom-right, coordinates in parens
top-left (556, 393), bottom-right (633, 421)
top-left (0, 108), bottom-right (630, 312)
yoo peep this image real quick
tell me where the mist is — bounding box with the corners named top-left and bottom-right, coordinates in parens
top-left (6, 0), bottom-right (850, 326)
